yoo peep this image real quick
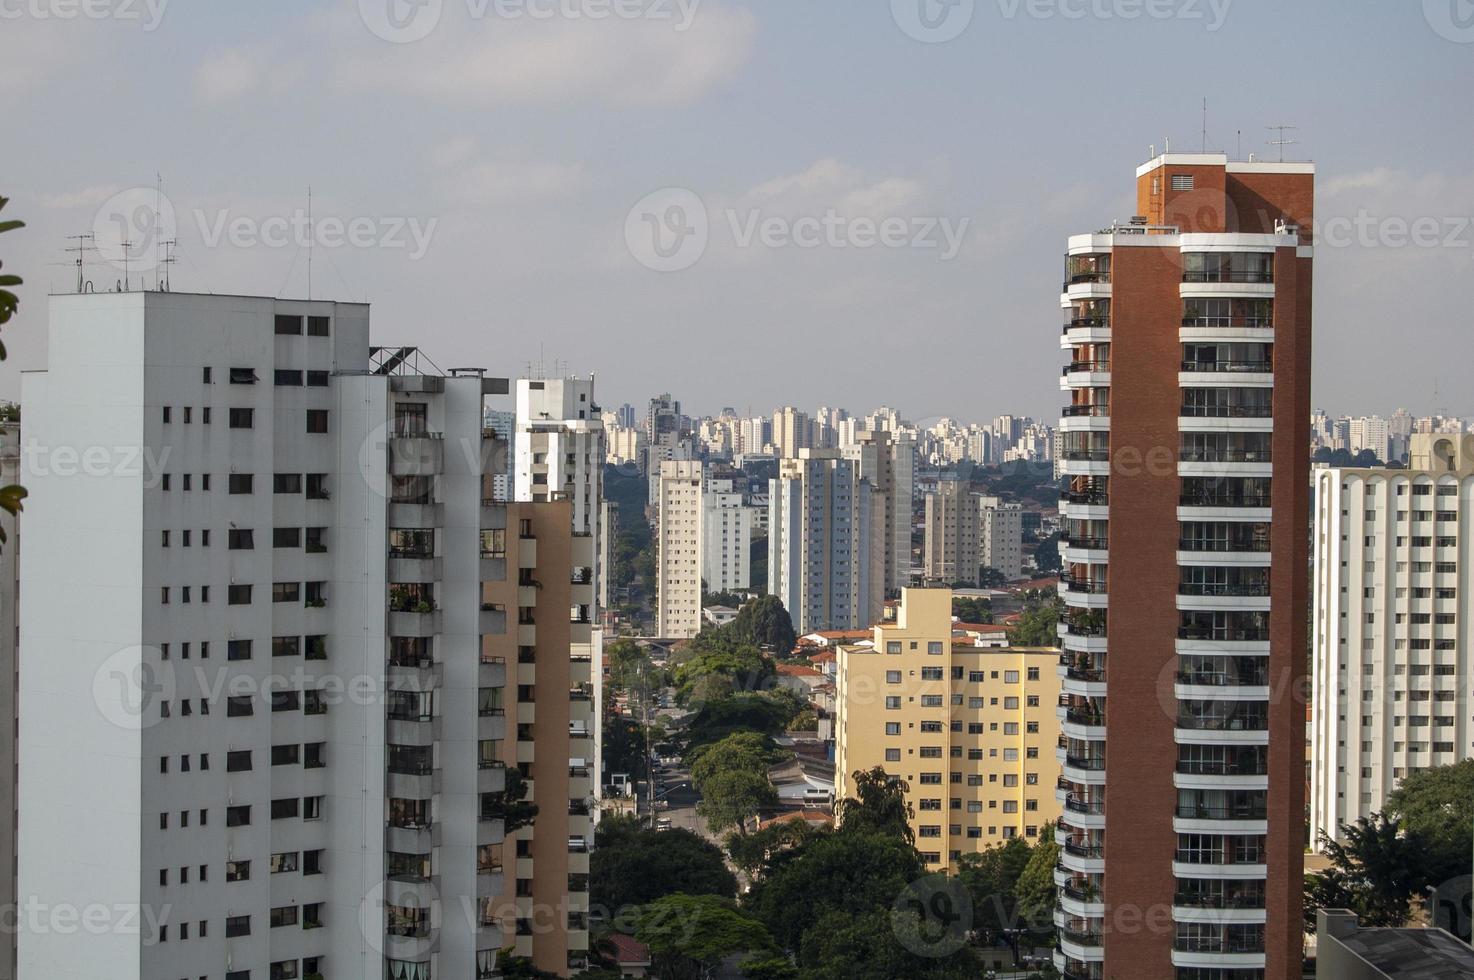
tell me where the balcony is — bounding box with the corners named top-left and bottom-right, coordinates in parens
top-left (1179, 493), bottom-right (1271, 508)
top-left (1061, 532), bottom-right (1108, 549)
top-left (1172, 891), bottom-right (1266, 911)
top-left (1178, 627), bottom-right (1269, 643)
top-left (1062, 405), bottom-right (1110, 418)
top-left (1179, 449), bottom-right (1272, 464)
top-left (1180, 405), bottom-right (1274, 420)
top-left (1063, 316), bottom-right (1111, 333)
top-left (1178, 536), bottom-right (1270, 554)
top-left (1182, 271), bottom-right (1273, 283)
top-left (389, 609), bottom-right (442, 637)
top-left (1175, 668), bottom-right (1269, 688)
top-left (389, 432), bottom-right (446, 476)
top-left (1061, 577), bottom-right (1108, 595)
top-left (1062, 489), bottom-right (1108, 506)
top-left (480, 603), bottom-right (507, 636)
top-left (1178, 582), bottom-right (1270, 598)
top-left (1176, 712), bottom-right (1269, 733)
top-left (1174, 803), bottom-right (1267, 821)
top-left (1063, 272), bottom-right (1111, 288)
top-left (1182, 316), bottom-right (1273, 329)
top-left (1181, 360), bottom-right (1272, 374)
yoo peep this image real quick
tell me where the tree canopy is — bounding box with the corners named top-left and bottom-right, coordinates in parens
top-left (1304, 813), bottom-right (1432, 932)
top-left (1006, 589), bottom-right (1062, 647)
top-left (728, 595), bottom-right (798, 654)
top-left (835, 767), bottom-right (914, 844)
top-left (591, 817), bottom-right (737, 913)
top-left (1386, 759), bottom-right (1474, 884)
top-left (634, 894), bottom-right (778, 980)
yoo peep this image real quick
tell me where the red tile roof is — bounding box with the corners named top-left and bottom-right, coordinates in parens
top-left (777, 664), bottom-right (823, 677)
top-left (605, 933), bottom-right (650, 965)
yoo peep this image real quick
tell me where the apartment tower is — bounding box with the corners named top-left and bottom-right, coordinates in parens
top-left (1055, 153), bottom-right (1313, 980)
top-left (18, 292), bottom-right (593, 980)
top-left (1310, 434), bottom-right (1474, 847)
top-left (655, 460), bottom-right (703, 638)
top-left (834, 588), bottom-right (1063, 871)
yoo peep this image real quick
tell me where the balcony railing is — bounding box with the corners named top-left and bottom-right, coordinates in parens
top-left (1178, 537), bottom-right (1271, 553)
top-left (1178, 627), bottom-right (1270, 642)
top-left (1060, 926), bottom-right (1103, 947)
top-left (1064, 272), bottom-right (1111, 288)
top-left (1063, 316), bottom-right (1111, 333)
top-left (1061, 452), bottom-right (1109, 464)
top-left (1175, 670), bottom-right (1270, 688)
top-left (1062, 490), bottom-right (1108, 505)
top-left (1179, 449), bottom-right (1273, 463)
top-left (1173, 891), bottom-right (1266, 910)
top-left (1180, 405), bottom-right (1274, 419)
top-left (1179, 493), bottom-right (1272, 508)
top-left (1065, 754), bottom-right (1106, 771)
top-left (1064, 797), bottom-right (1106, 816)
top-left (1181, 360), bottom-right (1273, 373)
top-left (1182, 316), bottom-right (1273, 329)
top-left (1062, 577), bottom-right (1108, 594)
top-left (1062, 405), bottom-right (1110, 418)
top-left (1176, 714), bottom-right (1269, 732)
top-left (1061, 534), bottom-right (1108, 549)
top-left (1182, 270), bottom-right (1273, 283)
top-left (1065, 708), bottom-right (1106, 728)
top-left (1175, 759), bottom-right (1268, 777)
top-left (1063, 840), bottom-right (1105, 859)
top-left (1174, 804), bottom-right (1268, 820)
top-left (1178, 582), bottom-right (1270, 597)
top-left (1173, 936), bottom-right (1265, 954)
top-left (1174, 848), bottom-right (1265, 865)
top-left (1063, 361), bottom-right (1111, 374)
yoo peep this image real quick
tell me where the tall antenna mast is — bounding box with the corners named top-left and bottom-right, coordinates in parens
top-left (307, 186), bottom-right (313, 301)
top-left (1266, 124), bottom-right (1298, 163)
top-left (65, 234), bottom-right (97, 294)
top-left (154, 173), bottom-right (164, 290)
top-left (159, 239), bottom-right (177, 291)
top-left (121, 240), bottom-right (132, 292)
top-left (1201, 98), bottom-right (1208, 152)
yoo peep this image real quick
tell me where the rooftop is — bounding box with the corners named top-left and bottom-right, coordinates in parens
top-left (1340, 926), bottom-right (1474, 978)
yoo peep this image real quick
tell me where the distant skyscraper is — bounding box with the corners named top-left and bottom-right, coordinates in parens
top-left (1055, 152), bottom-right (1314, 980)
top-left (701, 473), bottom-right (752, 595)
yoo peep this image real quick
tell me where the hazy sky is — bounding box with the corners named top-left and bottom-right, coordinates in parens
top-left (3, 0), bottom-right (1472, 423)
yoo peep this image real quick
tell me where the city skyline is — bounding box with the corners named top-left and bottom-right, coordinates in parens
top-left (3, 2), bottom-right (1473, 420)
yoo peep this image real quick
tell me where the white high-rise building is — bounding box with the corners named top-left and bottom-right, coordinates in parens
top-left (1311, 433), bottom-right (1474, 847)
top-left (768, 451), bottom-right (880, 633)
top-left (979, 495), bottom-right (1024, 581)
top-left (18, 292), bottom-right (596, 979)
top-left (656, 460), bottom-right (703, 638)
top-left (701, 475), bottom-right (751, 595)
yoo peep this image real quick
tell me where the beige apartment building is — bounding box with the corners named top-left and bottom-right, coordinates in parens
top-left (656, 460), bottom-right (704, 637)
top-left (834, 588), bottom-right (1062, 869)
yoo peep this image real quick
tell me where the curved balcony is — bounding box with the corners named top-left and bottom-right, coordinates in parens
top-left (1062, 752), bottom-right (1107, 787)
top-left (1062, 316), bottom-right (1112, 346)
top-left (1060, 707), bottom-right (1107, 743)
top-left (1059, 924), bottom-right (1105, 963)
top-left (1060, 576), bottom-right (1108, 610)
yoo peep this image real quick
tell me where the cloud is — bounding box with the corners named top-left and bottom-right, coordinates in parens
top-left (194, 49), bottom-right (264, 102)
top-left (331, 3), bottom-right (756, 108)
top-left (740, 159), bottom-right (926, 217)
top-left (40, 186), bottom-right (124, 210)
top-left (445, 159), bottom-right (588, 206)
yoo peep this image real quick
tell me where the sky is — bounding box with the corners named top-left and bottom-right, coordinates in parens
top-left (3, 0), bottom-right (1473, 424)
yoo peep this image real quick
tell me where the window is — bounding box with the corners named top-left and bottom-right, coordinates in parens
top-left (229, 473), bottom-right (253, 494)
top-left (274, 527), bottom-right (301, 547)
top-left (225, 861), bottom-right (250, 882)
top-left (274, 369), bottom-right (303, 386)
top-left (271, 798), bottom-right (300, 820)
top-left (228, 408), bottom-right (254, 429)
top-left (306, 370), bottom-right (329, 387)
top-left (273, 582), bottom-right (301, 604)
top-left (229, 367), bottom-right (259, 385)
top-left (226, 751), bottom-right (252, 772)
top-left (307, 315), bottom-right (330, 336)
top-left (270, 852), bottom-right (299, 874)
top-left (226, 805), bottom-right (251, 827)
top-left (228, 529), bottom-right (254, 550)
top-left (162, 405), bottom-right (171, 424)
top-left (306, 474), bottom-right (330, 499)
top-left (1171, 174), bottom-right (1195, 191)
top-left (275, 314), bottom-right (303, 334)
top-left (884, 749), bottom-right (901, 762)
top-left (305, 410), bottom-right (329, 434)
top-left (270, 905), bottom-right (298, 928)
top-left (273, 636), bottom-right (300, 658)
top-left (884, 723), bottom-right (901, 735)
top-left (203, 366), bottom-right (213, 383)
top-left (227, 696), bottom-right (254, 717)
top-left (274, 473), bottom-right (302, 494)
top-left (272, 744), bottom-right (300, 766)
top-left (227, 639), bottom-right (253, 661)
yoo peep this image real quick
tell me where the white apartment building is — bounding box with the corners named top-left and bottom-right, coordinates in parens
top-left (701, 476), bottom-right (751, 595)
top-left (768, 451), bottom-right (881, 634)
top-left (656, 460), bottom-right (703, 638)
top-left (1311, 433), bottom-right (1474, 847)
top-left (514, 377), bottom-right (603, 537)
top-left (19, 291), bottom-right (595, 980)
top-left (979, 495), bottom-right (1024, 581)
top-left (846, 430), bottom-right (913, 595)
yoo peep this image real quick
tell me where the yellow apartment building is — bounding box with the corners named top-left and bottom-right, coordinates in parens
top-left (834, 587), bottom-right (1063, 869)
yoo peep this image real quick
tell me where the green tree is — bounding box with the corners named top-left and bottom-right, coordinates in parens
top-left (952, 596), bottom-right (993, 624)
top-left (688, 731), bottom-right (787, 790)
top-left (1015, 824), bottom-right (1061, 936)
top-left (591, 817), bottom-right (737, 912)
top-left (673, 639), bottom-right (774, 703)
top-left (956, 838), bottom-right (1033, 948)
top-left (635, 894), bottom-right (778, 980)
top-left (681, 692), bottom-right (798, 753)
top-left (744, 829), bottom-right (924, 954)
top-left (1304, 814), bottom-right (1431, 931)
top-left (1007, 589), bottom-right (1062, 646)
top-left (796, 909), bottom-right (974, 980)
top-left (835, 767), bottom-right (914, 844)
top-left (725, 819), bottom-right (822, 881)
top-left (698, 767), bottom-right (778, 835)
top-left (496, 950), bottom-right (560, 978)
top-left (603, 715), bottom-right (652, 781)
top-left (1386, 759), bottom-right (1474, 884)
top-left (0, 197), bottom-right (26, 546)
top-left (480, 768), bottom-right (538, 834)
top-left (729, 595), bottom-right (798, 654)
top-left (1032, 533), bottom-right (1062, 573)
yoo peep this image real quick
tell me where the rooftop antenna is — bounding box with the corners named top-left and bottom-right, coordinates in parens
top-left (159, 239), bottom-right (177, 291)
top-left (64, 234), bottom-right (97, 293)
top-left (1237, 129), bottom-right (1242, 160)
top-left (154, 173), bottom-right (164, 290)
top-left (307, 186), bottom-right (313, 301)
top-left (1266, 124), bottom-right (1298, 163)
top-left (1201, 98), bottom-right (1208, 152)
top-left (121, 239), bottom-right (132, 292)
